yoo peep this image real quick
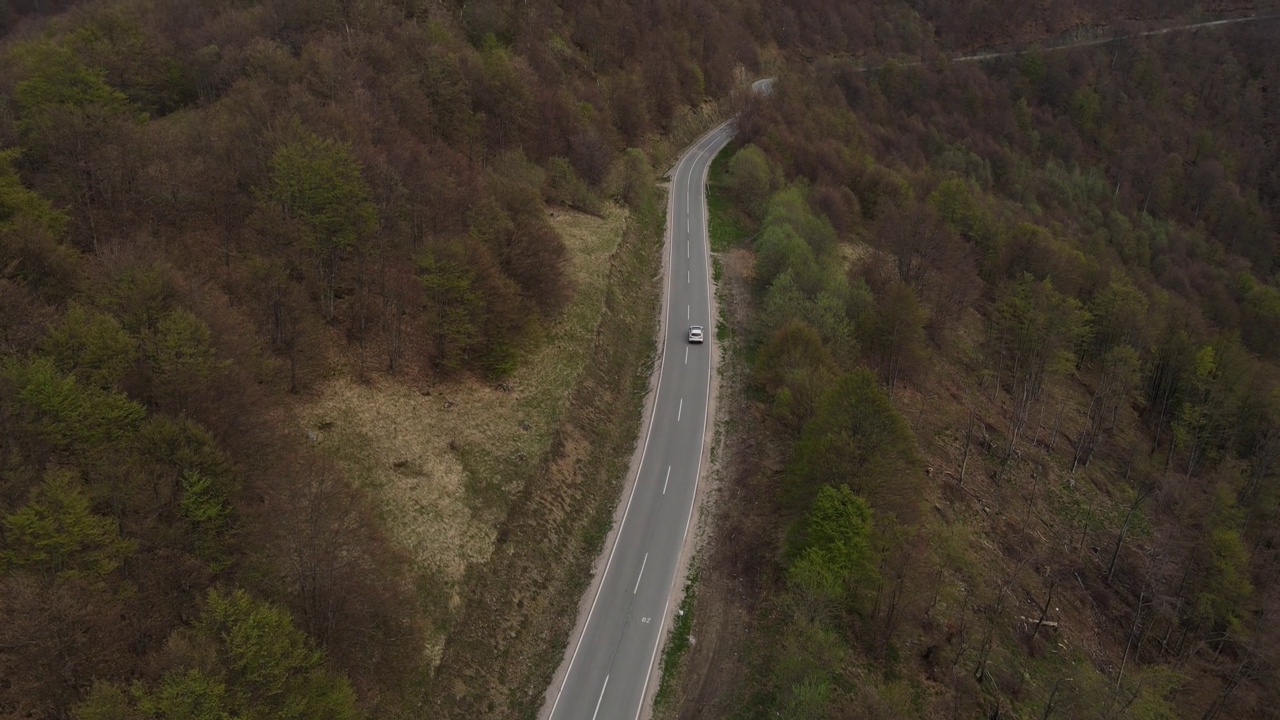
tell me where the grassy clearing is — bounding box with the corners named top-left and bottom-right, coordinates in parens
top-left (708, 153), bottom-right (739, 346)
top-left (655, 572), bottom-right (698, 709)
top-left (298, 205), bottom-right (628, 666)
top-left (707, 150), bottom-right (749, 253)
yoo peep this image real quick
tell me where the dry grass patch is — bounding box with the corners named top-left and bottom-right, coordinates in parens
top-left (297, 204), bottom-right (627, 666)
top-left (839, 239), bottom-right (872, 267)
top-left (426, 191), bottom-right (665, 719)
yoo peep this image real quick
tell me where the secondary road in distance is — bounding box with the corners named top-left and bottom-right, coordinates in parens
top-left (542, 122), bottom-right (734, 720)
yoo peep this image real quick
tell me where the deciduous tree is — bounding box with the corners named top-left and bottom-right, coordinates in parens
top-left (788, 485), bottom-right (880, 618)
top-left (990, 274), bottom-right (1088, 458)
top-left (262, 131), bottom-right (377, 322)
top-left (724, 144), bottom-right (774, 221)
top-left (869, 282), bottom-right (929, 393)
top-left (11, 41), bottom-right (143, 249)
top-left (788, 369), bottom-right (922, 521)
top-left (415, 238), bottom-right (483, 374)
top-left (755, 319), bottom-right (837, 433)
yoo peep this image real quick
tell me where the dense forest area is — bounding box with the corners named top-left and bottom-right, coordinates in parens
top-left (675, 16), bottom-right (1280, 720)
top-left (0, 0), bottom-right (1274, 717)
top-left (0, 0), bottom-right (768, 716)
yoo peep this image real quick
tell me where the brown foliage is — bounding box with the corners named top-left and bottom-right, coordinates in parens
top-left (874, 200), bottom-right (980, 342)
top-left (256, 454), bottom-right (425, 706)
top-left (0, 574), bottom-right (127, 717)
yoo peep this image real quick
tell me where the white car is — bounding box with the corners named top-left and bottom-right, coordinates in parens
top-left (688, 326), bottom-right (704, 343)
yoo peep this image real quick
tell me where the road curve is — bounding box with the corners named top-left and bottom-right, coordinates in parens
top-left (542, 123), bottom-right (734, 720)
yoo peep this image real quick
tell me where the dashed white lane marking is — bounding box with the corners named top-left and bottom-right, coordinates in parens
top-left (684, 347), bottom-right (688, 365)
top-left (553, 124), bottom-right (730, 720)
top-left (677, 398), bottom-right (683, 422)
top-left (686, 270), bottom-right (690, 284)
top-left (591, 676), bottom-right (609, 720)
top-left (633, 553), bottom-right (648, 594)
top-left (631, 124), bottom-right (729, 720)
top-left (634, 594), bottom-right (672, 720)
top-left (663, 466), bottom-right (671, 494)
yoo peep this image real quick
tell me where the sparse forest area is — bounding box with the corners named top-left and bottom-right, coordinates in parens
top-left (669, 14), bottom-right (1280, 720)
top-left (0, 0), bottom-right (1275, 717)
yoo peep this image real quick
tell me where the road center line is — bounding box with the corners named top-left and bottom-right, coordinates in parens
top-left (631, 123), bottom-right (731, 720)
top-left (591, 675), bottom-right (609, 720)
top-left (550, 122), bottom-right (731, 720)
top-left (633, 553), bottom-right (648, 594)
top-left (663, 466), bottom-right (671, 494)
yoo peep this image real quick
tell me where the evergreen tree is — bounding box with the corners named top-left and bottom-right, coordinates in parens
top-left (1, 468), bottom-right (134, 582)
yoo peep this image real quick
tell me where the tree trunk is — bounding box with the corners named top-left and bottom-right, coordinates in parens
top-left (1107, 485), bottom-right (1153, 585)
top-left (355, 250), bottom-right (368, 373)
top-left (880, 574), bottom-right (905, 653)
top-left (1042, 677), bottom-right (1067, 720)
top-left (1133, 606), bottom-right (1154, 662)
top-left (1049, 394), bottom-right (1067, 451)
top-left (960, 411), bottom-right (975, 485)
top-left (927, 567), bottom-right (944, 619)
top-left (1033, 389), bottom-right (1049, 447)
top-left (1114, 590), bottom-right (1146, 695)
top-left (320, 255), bottom-right (338, 322)
top-left (387, 295), bottom-right (403, 373)
top-left (1071, 435), bottom-right (1088, 475)
top-left (1201, 655), bottom-right (1250, 720)
top-left (1029, 578), bottom-right (1057, 646)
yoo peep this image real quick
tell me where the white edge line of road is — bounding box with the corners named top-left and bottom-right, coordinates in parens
top-left (634, 121), bottom-right (730, 720)
top-left (591, 675), bottom-right (610, 720)
top-left (542, 119), bottom-right (730, 720)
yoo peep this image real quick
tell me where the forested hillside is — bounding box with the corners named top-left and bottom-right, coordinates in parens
top-left (0, 0), bottom-right (913, 716)
top-left (668, 15), bottom-right (1280, 720)
top-left (0, 0), bottom-right (1274, 717)
top-left (0, 0), bottom-right (771, 715)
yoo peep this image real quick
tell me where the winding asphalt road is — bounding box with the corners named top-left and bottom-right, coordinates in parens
top-left (542, 122), bottom-right (734, 720)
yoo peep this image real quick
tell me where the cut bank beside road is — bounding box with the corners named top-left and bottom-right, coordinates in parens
top-left (425, 188), bottom-right (669, 719)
